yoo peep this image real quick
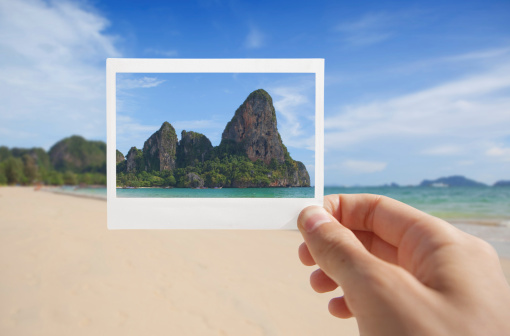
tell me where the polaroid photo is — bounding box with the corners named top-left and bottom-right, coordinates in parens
top-left (107, 58), bottom-right (324, 229)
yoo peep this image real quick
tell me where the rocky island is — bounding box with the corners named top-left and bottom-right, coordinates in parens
top-left (116, 89), bottom-right (311, 188)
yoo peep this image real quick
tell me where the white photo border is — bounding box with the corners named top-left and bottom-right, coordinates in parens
top-left (107, 58), bottom-right (324, 229)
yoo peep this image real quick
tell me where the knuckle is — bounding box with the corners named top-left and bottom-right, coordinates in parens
top-left (476, 238), bottom-right (498, 258)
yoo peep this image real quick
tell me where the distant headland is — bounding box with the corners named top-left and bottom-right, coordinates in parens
top-left (116, 89), bottom-right (311, 189)
top-left (0, 135), bottom-right (106, 186)
top-left (329, 175), bottom-right (510, 188)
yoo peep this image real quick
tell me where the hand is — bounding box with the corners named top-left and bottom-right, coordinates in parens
top-left (298, 194), bottom-right (510, 336)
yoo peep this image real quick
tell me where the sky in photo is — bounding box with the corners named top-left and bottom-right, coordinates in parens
top-left (0, 0), bottom-right (509, 186)
top-left (116, 72), bottom-right (316, 182)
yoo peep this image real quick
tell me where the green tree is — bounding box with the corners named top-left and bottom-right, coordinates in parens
top-left (0, 146), bottom-right (12, 162)
top-left (78, 173), bottom-right (93, 185)
top-left (46, 171), bottom-right (64, 185)
top-left (22, 154), bottom-right (38, 183)
top-left (149, 175), bottom-right (164, 187)
top-left (63, 171), bottom-right (78, 185)
top-left (0, 163), bottom-right (7, 185)
top-left (4, 157), bottom-right (25, 185)
top-left (165, 175), bottom-right (176, 187)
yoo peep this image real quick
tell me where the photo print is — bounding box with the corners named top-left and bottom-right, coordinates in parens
top-left (107, 59), bottom-right (324, 229)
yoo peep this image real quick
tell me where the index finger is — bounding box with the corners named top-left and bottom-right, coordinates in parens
top-left (323, 194), bottom-right (452, 248)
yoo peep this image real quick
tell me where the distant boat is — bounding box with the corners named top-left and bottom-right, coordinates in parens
top-left (431, 183), bottom-right (448, 188)
top-left (213, 187), bottom-right (222, 189)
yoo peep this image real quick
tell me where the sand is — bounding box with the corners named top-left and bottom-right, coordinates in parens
top-left (0, 187), bottom-right (509, 336)
top-left (0, 187), bottom-right (357, 336)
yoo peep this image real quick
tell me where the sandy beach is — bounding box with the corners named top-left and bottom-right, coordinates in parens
top-left (0, 187), bottom-right (357, 336)
top-left (0, 187), bottom-right (509, 336)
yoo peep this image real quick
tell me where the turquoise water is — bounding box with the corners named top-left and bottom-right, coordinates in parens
top-left (60, 186), bottom-right (510, 222)
top-left (117, 187), bottom-right (315, 198)
top-left (54, 186), bottom-right (107, 199)
top-left (325, 186), bottom-right (510, 222)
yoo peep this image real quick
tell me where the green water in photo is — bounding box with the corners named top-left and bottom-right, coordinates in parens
top-left (116, 187), bottom-right (315, 198)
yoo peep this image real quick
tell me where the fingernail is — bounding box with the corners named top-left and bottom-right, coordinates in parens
top-left (303, 207), bottom-right (331, 233)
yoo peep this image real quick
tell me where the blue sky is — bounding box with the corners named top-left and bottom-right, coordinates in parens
top-left (116, 72), bottom-right (316, 182)
top-left (0, 0), bottom-right (509, 185)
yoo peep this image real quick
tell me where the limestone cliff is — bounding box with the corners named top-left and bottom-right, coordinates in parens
top-left (117, 89), bottom-right (311, 188)
top-left (220, 89), bottom-right (286, 164)
top-left (176, 130), bottom-right (213, 167)
top-left (126, 147), bottom-right (143, 173)
top-left (143, 122), bottom-right (178, 172)
top-left (220, 89), bottom-right (310, 187)
top-left (116, 150), bottom-right (125, 164)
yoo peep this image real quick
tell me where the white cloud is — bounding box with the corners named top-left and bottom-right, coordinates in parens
top-left (486, 146), bottom-right (510, 161)
top-left (144, 48), bottom-right (178, 57)
top-left (421, 145), bottom-right (463, 156)
top-left (116, 115), bottom-right (159, 154)
top-left (116, 116), bottom-right (227, 154)
top-left (325, 63), bottom-right (510, 150)
top-left (272, 87), bottom-right (307, 135)
top-left (244, 25), bottom-right (263, 49)
top-left (0, 0), bottom-right (120, 148)
top-left (117, 76), bottom-right (166, 89)
top-left (117, 115), bottom-right (158, 134)
top-left (329, 160), bottom-right (387, 174)
top-left (386, 47), bottom-right (510, 75)
top-left (269, 81), bottom-right (315, 151)
top-left (335, 10), bottom-right (423, 47)
top-left (335, 12), bottom-right (395, 46)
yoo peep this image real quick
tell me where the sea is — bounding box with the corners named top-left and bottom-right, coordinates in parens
top-left (58, 185), bottom-right (510, 224)
top-left (53, 185), bottom-right (510, 256)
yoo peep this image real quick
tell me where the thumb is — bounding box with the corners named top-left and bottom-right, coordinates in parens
top-left (297, 205), bottom-right (382, 291)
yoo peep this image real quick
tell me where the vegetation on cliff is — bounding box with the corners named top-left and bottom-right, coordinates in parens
top-left (116, 153), bottom-right (309, 188)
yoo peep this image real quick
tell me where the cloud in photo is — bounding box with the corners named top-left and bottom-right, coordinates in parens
top-left (117, 76), bottom-right (166, 90)
top-left (269, 79), bottom-right (315, 151)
